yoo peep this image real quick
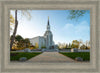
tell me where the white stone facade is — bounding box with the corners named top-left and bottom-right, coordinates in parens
top-left (29, 36), bottom-right (45, 49)
top-left (29, 17), bottom-right (55, 49)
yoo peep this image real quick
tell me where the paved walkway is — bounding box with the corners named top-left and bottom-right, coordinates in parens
top-left (27, 52), bottom-right (75, 63)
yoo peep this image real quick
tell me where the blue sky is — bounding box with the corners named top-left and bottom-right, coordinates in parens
top-left (10, 10), bottom-right (90, 44)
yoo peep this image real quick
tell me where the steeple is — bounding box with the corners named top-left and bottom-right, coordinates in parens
top-left (48, 16), bottom-right (49, 25)
top-left (47, 16), bottom-right (50, 31)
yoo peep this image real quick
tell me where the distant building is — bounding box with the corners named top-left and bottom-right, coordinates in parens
top-left (29, 17), bottom-right (55, 49)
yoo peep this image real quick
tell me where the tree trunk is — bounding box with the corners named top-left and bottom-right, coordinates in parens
top-left (10, 10), bottom-right (18, 50)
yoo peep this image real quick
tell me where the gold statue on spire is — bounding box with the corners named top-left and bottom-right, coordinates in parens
top-left (48, 16), bottom-right (49, 19)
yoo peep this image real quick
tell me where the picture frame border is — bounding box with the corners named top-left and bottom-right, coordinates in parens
top-left (0, 0), bottom-right (100, 73)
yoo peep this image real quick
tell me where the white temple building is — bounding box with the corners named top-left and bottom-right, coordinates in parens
top-left (29, 17), bottom-right (56, 50)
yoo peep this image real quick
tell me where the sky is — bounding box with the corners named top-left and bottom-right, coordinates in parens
top-left (10, 10), bottom-right (90, 44)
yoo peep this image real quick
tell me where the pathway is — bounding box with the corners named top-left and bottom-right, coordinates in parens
top-left (27, 52), bottom-right (75, 63)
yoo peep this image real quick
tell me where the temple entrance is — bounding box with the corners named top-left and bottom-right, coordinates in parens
top-left (42, 45), bottom-right (59, 52)
top-left (49, 46), bottom-right (54, 49)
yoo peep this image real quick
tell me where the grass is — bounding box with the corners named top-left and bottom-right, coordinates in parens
top-left (10, 52), bottom-right (42, 61)
top-left (60, 52), bottom-right (90, 61)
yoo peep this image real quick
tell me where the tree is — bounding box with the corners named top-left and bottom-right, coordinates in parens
top-left (72, 40), bottom-right (79, 48)
top-left (11, 35), bottom-right (31, 50)
top-left (80, 44), bottom-right (86, 49)
top-left (24, 38), bottom-right (30, 48)
top-left (58, 42), bottom-right (61, 49)
top-left (10, 35), bottom-right (13, 41)
top-left (10, 14), bottom-right (15, 25)
top-left (10, 35), bottom-right (23, 50)
top-left (10, 14), bottom-right (15, 31)
top-left (17, 39), bottom-right (24, 50)
top-left (79, 39), bottom-right (83, 49)
top-left (68, 10), bottom-right (88, 20)
top-left (12, 35), bottom-right (24, 50)
top-left (62, 43), bottom-right (66, 49)
top-left (68, 43), bottom-right (71, 48)
top-left (15, 35), bottom-right (23, 42)
top-left (65, 44), bottom-right (68, 48)
top-left (10, 10), bottom-right (18, 50)
top-left (85, 40), bottom-right (90, 49)
top-left (57, 43), bottom-right (67, 49)
top-left (10, 10), bottom-right (31, 50)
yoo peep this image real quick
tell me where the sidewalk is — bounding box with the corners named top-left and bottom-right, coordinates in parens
top-left (27, 52), bottom-right (75, 63)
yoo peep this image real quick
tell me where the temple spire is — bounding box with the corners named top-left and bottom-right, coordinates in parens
top-left (47, 16), bottom-right (50, 31)
top-left (48, 16), bottom-right (49, 25)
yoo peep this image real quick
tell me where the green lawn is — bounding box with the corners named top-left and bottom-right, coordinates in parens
top-left (10, 52), bottom-right (42, 61)
top-left (60, 52), bottom-right (90, 61)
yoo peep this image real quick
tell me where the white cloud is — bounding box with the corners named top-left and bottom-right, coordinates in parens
top-left (62, 21), bottom-right (90, 42)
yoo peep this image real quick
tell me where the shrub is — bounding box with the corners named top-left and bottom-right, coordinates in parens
top-left (41, 46), bottom-right (46, 49)
top-left (66, 48), bottom-right (71, 49)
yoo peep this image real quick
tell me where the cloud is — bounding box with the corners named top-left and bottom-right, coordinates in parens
top-left (62, 21), bottom-right (90, 42)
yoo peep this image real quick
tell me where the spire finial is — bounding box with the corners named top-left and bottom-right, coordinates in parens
top-left (48, 16), bottom-right (49, 20)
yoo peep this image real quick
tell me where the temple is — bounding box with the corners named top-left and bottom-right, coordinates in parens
top-left (29, 17), bottom-right (57, 51)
